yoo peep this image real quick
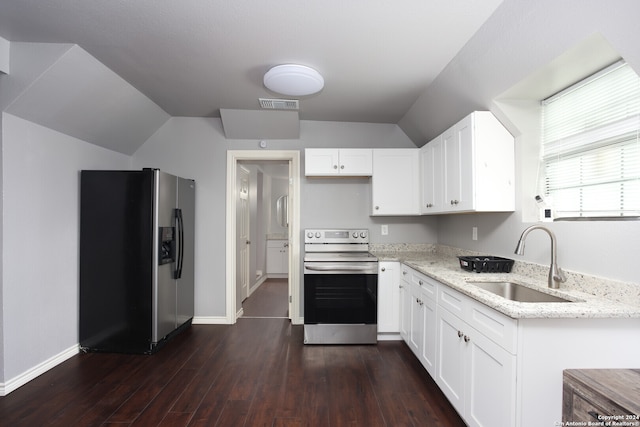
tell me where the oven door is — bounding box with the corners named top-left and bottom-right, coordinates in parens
top-left (303, 262), bottom-right (378, 325)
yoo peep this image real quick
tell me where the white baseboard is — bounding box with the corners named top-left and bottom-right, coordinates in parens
top-left (248, 275), bottom-right (267, 297)
top-left (377, 333), bottom-right (402, 341)
top-left (193, 316), bottom-right (234, 325)
top-left (0, 344), bottom-right (79, 396)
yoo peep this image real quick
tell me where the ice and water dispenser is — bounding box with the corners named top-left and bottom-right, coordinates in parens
top-left (158, 226), bottom-right (175, 265)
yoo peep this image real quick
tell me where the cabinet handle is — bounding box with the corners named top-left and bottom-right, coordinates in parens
top-left (464, 335), bottom-right (471, 343)
top-left (457, 330), bottom-right (464, 338)
top-left (426, 203), bottom-right (432, 208)
top-left (399, 284), bottom-right (403, 289)
top-left (418, 280), bottom-right (423, 286)
top-left (375, 206), bottom-right (380, 210)
top-left (340, 165), bottom-right (345, 169)
top-left (333, 164), bottom-right (338, 169)
top-left (402, 271), bottom-right (408, 275)
top-left (450, 199), bottom-right (459, 205)
top-left (381, 267), bottom-right (386, 272)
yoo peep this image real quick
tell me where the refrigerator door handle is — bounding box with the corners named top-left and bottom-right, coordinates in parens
top-left (174, 208), bottom-right (184, 280)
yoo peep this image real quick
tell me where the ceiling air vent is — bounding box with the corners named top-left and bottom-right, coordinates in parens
top-left (259, 98), bottom-right (299, 110)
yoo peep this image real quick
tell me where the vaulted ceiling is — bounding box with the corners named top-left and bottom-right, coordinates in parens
top-left (0, 0), bottom-right (504, 125)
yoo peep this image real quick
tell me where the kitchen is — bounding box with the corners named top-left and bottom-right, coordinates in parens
top-left (1, 0), bottom-right (640, 425)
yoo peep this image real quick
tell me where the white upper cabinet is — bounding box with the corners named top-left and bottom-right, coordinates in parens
top-left (421, 111), bottom-right (515, 214)
top-left (371, 149), bottom-right (420, 216)
top-left (420, 135), bottom-right (444, 214)
top-left (305, 149), bottom-right (372, 176)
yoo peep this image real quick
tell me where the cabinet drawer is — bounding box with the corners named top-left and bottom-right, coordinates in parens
top-left (411, 270), bottom-right (437, 301)
top-left (438, 285), bottom-right (466, 318)
top-left (571, 392), bottom-right (610, 423)
top-left (467, 301), bottom-right (517, 354)
top-left (401, 264), bottom-right (412, 279)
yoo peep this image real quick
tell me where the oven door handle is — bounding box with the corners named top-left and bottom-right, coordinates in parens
top-left (305, 264), bottom-right (376, 272)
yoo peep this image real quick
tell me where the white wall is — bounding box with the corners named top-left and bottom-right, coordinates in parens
top-left (132, 117), bottom-right (438, 318)
top-left (1, 113), bottom-right (131, 384)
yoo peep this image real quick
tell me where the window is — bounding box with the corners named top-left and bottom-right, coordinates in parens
top-left (541, 61), bottom-right (640, 218)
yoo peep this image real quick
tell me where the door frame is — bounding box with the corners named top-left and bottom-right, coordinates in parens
top-left (225, 150), bottom-right (301, 324)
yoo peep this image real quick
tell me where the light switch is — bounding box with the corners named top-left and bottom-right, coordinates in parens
top-left (381, 224), bottom-right (388, 236)
top-left (472, 227), bottom-right (478, 241)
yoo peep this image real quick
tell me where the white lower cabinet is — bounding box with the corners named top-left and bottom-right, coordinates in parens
top-left (377, 262), bottom-right (400, 334)
top-left (399, 265), bottom-right (437, 377)
top-left (399, 264), bottom-right (640, 427)
top-left (266, 240), bottom-right (288, 275)
top-left (418, 288), bottom-right (437, 376)
top-left (436, 303), bottom-right (516, 427)
top-left (399, 266), bottom-right (411, 341)
top-left (400, 264), bottom-right (516, 427)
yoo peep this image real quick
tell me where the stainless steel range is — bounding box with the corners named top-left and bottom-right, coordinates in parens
top-left (303, 229), bottom-right (378, 344)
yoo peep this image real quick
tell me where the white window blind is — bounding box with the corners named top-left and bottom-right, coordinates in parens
top-left (541, 61), bottom-right (640, 218)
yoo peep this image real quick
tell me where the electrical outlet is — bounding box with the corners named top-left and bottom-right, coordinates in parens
top-left (381, 224), bottom-right (388, 236)
top-left (472, 227), bottom-right (478, 241)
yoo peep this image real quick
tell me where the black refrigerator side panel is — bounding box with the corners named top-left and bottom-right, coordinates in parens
top-left (80, 170), bottom-right (154, 353)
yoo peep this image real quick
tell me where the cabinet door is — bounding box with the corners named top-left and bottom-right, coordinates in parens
top-left (408, 282), bottom-right (424, 356)
top-left (443, 116), bottom-right (473, 212)
top-left (436, 307), bottom-right (466, 415)
top-left (339, 149), bottom-right (372, 176)
top-left (399, 269), bottom-right (411, 342)
top-left (420, 137), bottom-right (444, 214)
top-left (305, 149), bottom-right (339, 175)
top-left (266, 241), bottom-right (287, 274)
top-left (465, 327), bottom-right (516, 427)
top-left (419, 294), bottom-right (437, 377)
top-left (377, 262), bottom-right (400, 333)
top-left (443, 124), bottom-right (462, 211)
top-left (455, 116), bottom-right (474, 211)
top-left (371, 149), bottom-right (420, 215)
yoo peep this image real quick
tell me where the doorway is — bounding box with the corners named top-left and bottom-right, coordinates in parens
top-left (225, 150), bottom-right (301, 325)
top-left (238, 160), bottom-right (289, 318)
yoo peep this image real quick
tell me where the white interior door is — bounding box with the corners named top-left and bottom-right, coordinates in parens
top-left (236, 166), bottom-right (250, 302)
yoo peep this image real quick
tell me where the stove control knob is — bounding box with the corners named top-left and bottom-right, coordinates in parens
top-left (307, 232), bottom-right (313, 238)
top-left (360, 231), bottom-right (367, 238)
top-left (315, 232), bottom-right (321, 238)
top-left (352, 232), bottom-right (358, 238)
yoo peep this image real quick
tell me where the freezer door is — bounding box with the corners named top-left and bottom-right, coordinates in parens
top-left (79, 170), bottom-right (154, 353)
top-left (176, 177), bottom-right (195, 326)
top-left (153, 170), bottom-right (178, 342)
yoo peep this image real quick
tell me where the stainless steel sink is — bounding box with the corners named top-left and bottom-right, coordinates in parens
top-left (467, 281), bottom-right (574, 303)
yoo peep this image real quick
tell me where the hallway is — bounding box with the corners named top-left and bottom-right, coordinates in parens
top-left (242, 279), bottom-right (289, 319)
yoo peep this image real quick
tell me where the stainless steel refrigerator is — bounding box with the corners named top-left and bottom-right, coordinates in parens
top-left (79, 168), bottom-right (195, 354)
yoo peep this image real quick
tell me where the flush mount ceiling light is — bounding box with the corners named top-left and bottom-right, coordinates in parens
top-left (263, 64), bottom-right (324, 96)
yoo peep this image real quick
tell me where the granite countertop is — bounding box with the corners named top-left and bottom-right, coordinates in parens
top-left (370, 245), bottom-right (640, 320)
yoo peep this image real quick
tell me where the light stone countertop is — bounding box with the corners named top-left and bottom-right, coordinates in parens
top-left (370, 244), bottom-right (640, 320)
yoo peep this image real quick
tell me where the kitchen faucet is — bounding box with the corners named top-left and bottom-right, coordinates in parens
top-left (514, 225), bottom-right (567, 289)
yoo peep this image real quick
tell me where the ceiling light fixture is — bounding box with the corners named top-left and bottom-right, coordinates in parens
top-left (263, 64), bottom-right (324, 96)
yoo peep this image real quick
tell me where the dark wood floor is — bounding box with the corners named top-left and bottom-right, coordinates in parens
top-left (242, 279), bottom-right (289, 318)
top-left (0, 283), bottom-right (465, 427)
